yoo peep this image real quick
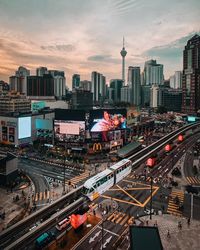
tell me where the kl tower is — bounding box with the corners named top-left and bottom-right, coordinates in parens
top-left (120, 37), bottom-right (127, 85)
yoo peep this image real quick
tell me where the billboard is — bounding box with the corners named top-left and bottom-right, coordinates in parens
top-left (32, 101), bottom-right (45, 111)
top-left (54, 120), bottom-right (85, 142)
top-left (89, 109), bottom-right (127, 142)
top-left (36, 119), bottom-right (53, 130)
top-left (18, 117), bottom-right (31, 139)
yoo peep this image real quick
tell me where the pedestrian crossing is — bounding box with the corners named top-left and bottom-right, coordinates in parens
top-left (34, 191), bottom-right (50, 202)
top-left (167, 190), bottom-right (184, 217)
top-left (66, 170), bottom-right (90, 186)
top-left (186, 176), bottom-right (200, 185)
top-left (106, 211), bottom-right (134, 227)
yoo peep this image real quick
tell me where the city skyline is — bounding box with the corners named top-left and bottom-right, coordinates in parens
top-left (0, 0), bottom-right (199, 87)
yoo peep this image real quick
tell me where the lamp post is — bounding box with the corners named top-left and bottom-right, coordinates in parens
top-left (101, 211), bottom-right (107, 250)
top-left (150, 175), bottom-right (153, 220)
top-left (63, 145), bottom-right (67, 195)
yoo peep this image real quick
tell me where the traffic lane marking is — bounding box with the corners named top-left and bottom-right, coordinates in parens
top-left (101, 195), bottom-right (144, 207)
top-left (140, 186), bottom-right (160, 208)
top-left (97, 226), bottom-right (120, 237)
top-left (101, 186), bottom-right (159, 208)
top-left (122, 179), bottom-right (159, 188)
top-left (116, 184), bottom-right (143, 206)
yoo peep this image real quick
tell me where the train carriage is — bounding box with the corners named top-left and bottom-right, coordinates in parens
top-left (83, 169), bottom-right (114, 201)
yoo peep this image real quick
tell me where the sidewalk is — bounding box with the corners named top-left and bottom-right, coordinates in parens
top-left (0, 183), bottom-right (32, 232)
top-left (140, 214), bottom-right (200, 250)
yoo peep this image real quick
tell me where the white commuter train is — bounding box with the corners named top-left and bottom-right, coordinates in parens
top-left (83, 159), bottom-right (132, 201)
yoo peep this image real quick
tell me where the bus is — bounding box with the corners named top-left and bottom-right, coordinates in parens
top-left (35, 232), bottom-right (55, 249)
top-left (56, 217), bottom-right (70, 231)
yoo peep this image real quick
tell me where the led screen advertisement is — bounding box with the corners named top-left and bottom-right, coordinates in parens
top-left (54, 120), bottom-right (85, 142)
top-left (89, 109), bottom-right (127, 142)
top-left (18, 117), bottom-right (31, 139)
top-left (89, 109), bottom-right (127, 132)
top-left (36, 119), bottom-right (53, 130)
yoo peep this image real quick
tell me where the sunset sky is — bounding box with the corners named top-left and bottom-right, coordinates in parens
top-left (0, 0), bottom-right (199, 88)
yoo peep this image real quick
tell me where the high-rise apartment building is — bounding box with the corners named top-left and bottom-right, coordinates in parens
top-left (9, 66), bottom-right (30, 95)
top-left (150, 84), bottom-right (162, 108)
top-left (72, 74), bottom-right (80, 90)
top-left (170, 71), bottom-right (182, 89)
top-left (182, 35), bottom-right (200, 114)
top-left (128, 66), bottom-right (141, 106)
top-left (143, 60), bottom-right (164, 86)
top-left (36, 67), bottom-right (48, 76)
top-left (91, 71), bottom-right (106, 103)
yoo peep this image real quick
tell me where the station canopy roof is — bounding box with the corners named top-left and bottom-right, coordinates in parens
top-left (117, 141), bottom-right (141, 158)
top-left (130, 226), bottom-right (163, 250)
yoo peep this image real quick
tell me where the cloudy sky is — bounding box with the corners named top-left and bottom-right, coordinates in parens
top-left (0, 0), bottom-right (199, 88)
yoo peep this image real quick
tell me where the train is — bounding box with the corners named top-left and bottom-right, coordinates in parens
top-left (83, 159), bottom-right (132, 201)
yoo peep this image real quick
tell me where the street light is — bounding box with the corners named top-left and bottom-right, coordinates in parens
top-left (101, 211), bottom-right (107, 250)
top-left (150, 175), bottom-right (153, 220)
top-left (62, 145), bottom-right (67, 195)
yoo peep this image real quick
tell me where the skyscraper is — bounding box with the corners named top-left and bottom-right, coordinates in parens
top-left (128, 66), bottom-right (141, 106)
top-left (72, 74), bottom-right (80, 90)
top-left (170, 71), bottom-right (182, 89)
top-left (143, 60), bottom-right (164, 86)
top-left (120, 37), bottom-right (127, 85)
top-left (91, 71), bottom-right (106, 103)
top-left (182, 34), bottom-right (200, 114)
top-left (109, 79), bottom-right (123, 103)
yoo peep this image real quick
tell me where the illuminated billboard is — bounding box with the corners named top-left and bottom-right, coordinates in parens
top-left (36, 119), bottom-right (53, 130)
top-left (89, 109), bottom-right (127, 142)
top-left (54, 120), bottom-right (85, 142)
top-left (18, 117), bottom-right (31, 139)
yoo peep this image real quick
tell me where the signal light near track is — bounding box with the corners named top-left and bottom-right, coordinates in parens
top-left (146, 157), bottom-right (156, 167)
top-left (165, 144), bottom-right (171, 152)
top-left (178, 135), bottom-right (184, 142)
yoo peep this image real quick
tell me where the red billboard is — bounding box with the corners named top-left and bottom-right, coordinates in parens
top-left (70, 213), bottom-right (87, 229)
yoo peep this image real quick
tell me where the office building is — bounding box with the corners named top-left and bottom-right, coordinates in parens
top-left (109, 79), bottom-right (123, 103)
top-left (27, 74), bottom-right (54, 99)
top-left (72, 89), bottom-right (93, 110)
top-left (128, 66), bottom-right (141, 106)
top-left (182, 34), bottom-right (200, 114)
top-left (72, 74), bottom-right (80, 90)
top-left (121, 86), bottom-right (130, 103)
top-left (162, 89), bottom-right (182, 112)
top-left (143, 60), bottom-right (164, 86)
top-left (80, 80), bottom-right (92, 91)
top-left (91, 71), bottom-right (106, 103)
top-left (141, 85), bottom-right (151, 107)
top-left (0, 93), bottom-right (31, 114)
